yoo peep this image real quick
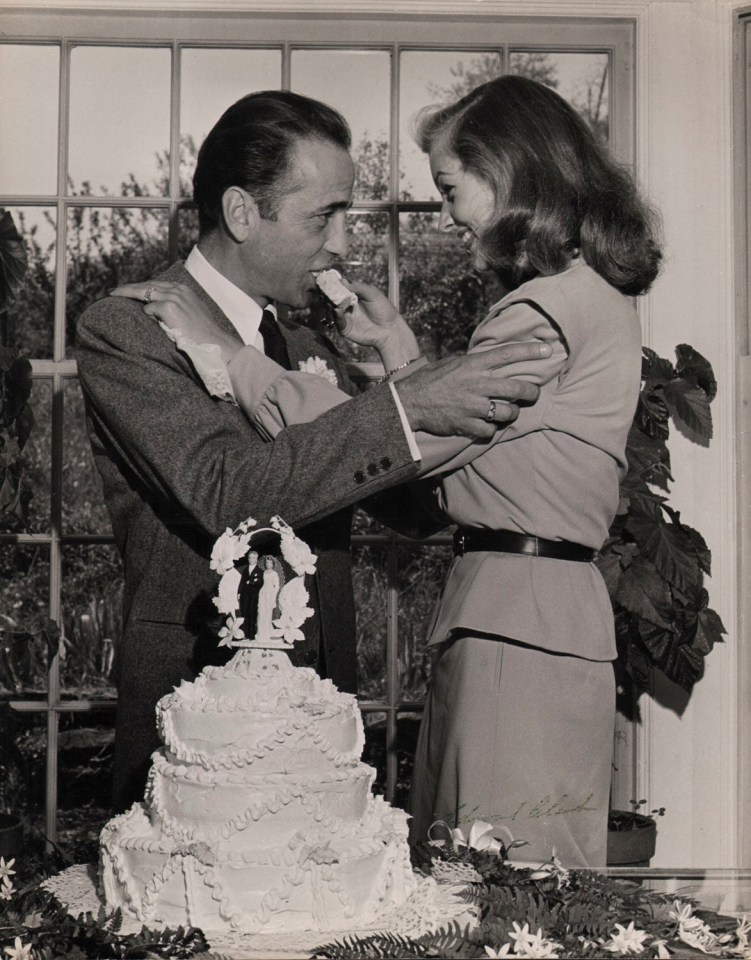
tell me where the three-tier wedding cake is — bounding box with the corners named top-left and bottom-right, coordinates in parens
top-left (99, 516), bottom-right (419, 934)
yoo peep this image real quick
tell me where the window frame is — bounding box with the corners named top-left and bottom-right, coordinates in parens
top-left (0, 10), bottom-right (636, 845)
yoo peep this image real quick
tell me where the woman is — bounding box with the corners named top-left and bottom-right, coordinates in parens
top-left (113, 76), bottom-right (661, 866)
top-left (255, 555), bottom-right (280, 643)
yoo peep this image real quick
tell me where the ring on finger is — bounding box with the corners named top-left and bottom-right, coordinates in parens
top-left (485, 399), bottom-right (496, 422)
top-left (144, 287), bottom-right (155, 304)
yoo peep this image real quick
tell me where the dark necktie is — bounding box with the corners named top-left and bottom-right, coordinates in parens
top-left (259, 308), bottom-right (291, 370)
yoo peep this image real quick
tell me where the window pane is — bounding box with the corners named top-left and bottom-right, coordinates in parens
top-left (399, 211), bottom-right (496, 359)
top-left (23, 378), bottom-right (53, 535)
top-left (178, 206), bottom-right (199, 259)
top-left (396, 542), bottom-right (452, 702)
top-left (57, 711), bottom-right (113, 862)
top-left (509, 50), bottom-right (610, 142)
top-left (0, 544), bottom-right (51, 695)
top-left (1, 207), bottom-right (56, 358)
top-left (180, 47), bottom-right (283, 195)
top-left (0, 44), bottom-right (59, 195)
top-left (69, 46), bottom-right (171, 197)
top-left (291, 50), bottom-right (390, 201)
top-left (361, 710), bottom-right (387, 796)
top-left (66, 206), bottom-right (169, 356)
top-left (61, 544), bottom-right (123, 696)
top-left (400, 50), bottom-right (504, 200)
top-left (0, 710), bottom-right (47, 845)
top-left (63, 379), bottom-right (111, 536)
top-left (354, 543), bottom-right (388, 701)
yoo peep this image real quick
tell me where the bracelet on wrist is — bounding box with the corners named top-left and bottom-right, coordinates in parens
top-left (376, 357), bottom-right (420, 385)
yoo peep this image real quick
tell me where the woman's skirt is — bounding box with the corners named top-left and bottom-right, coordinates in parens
top-left (408, 632), bottom-right (615, 868)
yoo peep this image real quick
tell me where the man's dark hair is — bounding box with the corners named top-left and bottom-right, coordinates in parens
top-left (193, 90), bottom-right (352, 235)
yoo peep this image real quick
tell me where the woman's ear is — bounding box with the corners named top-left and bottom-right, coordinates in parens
top-left (221, 186), bottom-right (260, 243)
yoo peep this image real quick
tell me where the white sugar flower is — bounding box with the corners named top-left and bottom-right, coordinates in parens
top-left (218, 614), bottom-right (245, 647)
top-left (279, 530), bottom-right (317, 576)
top-left (602, 922), bottom-right (649, 955)
top-left (210, 528), bottom-right (250, 575)
top-left (485, 945), bottom-right (513, 958)
top-left (0, 857), bottom-right (15, 879)
top-left (4, 937), bottom-right (32, 960)
top-left (214, 567), bottom-right (242, 615)
top-left (298, 356), bottom-right (338, 387)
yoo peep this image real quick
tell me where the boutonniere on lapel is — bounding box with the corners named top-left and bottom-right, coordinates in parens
top-left (298, 356), bottom-right (338, 387)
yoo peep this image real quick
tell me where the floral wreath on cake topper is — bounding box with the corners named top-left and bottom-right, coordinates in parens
top-left (209, 514), bottom-right (316, 649)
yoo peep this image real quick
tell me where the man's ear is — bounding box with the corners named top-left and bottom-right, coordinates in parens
top-left (222, 186), bottom-right (261, 242)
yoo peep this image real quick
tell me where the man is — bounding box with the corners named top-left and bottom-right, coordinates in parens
top-left (76, 90), bottom-right (549, 810)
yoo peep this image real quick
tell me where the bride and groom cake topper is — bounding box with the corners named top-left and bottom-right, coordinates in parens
top-left (210, 514), bottom-right (317, 649)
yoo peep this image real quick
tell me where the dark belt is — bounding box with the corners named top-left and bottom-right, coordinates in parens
top-left (453, 528), bottom-right (597, 562)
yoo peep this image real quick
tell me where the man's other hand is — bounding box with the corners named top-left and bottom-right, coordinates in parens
top-left (394, 342), bottom-right (552, 439)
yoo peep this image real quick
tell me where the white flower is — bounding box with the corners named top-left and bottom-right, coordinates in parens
top-left (210, 528), bottom-right (251, 575)
top-left (218, 614), bottom-right (245, 647)
top-left (507, 923), bottom-right (562, 958)
top-left (214, 567), bottom-right (242, 615)
top-left (602, 922), bottom-right (650, 955)
top-left (0, 876), bottom-right (14, 900)
top-left (736, 916), bottom-right (751, 949)
top-left (485, 945), bottom-right (513, 958)
top-left (0, 857), bottom-right (15, 879)
top-left (529, 850), bottom-right (570, 889)
top-left (430, 819), bottom-right (506, 855)
top-left (651, 940), bottom-right (671, 959)
top-left (670, 900), bottom-right (723, 954)
top-left (298, 356), bottom-right (338, 387)
top-left (4, 937), bottom-right (32, 960)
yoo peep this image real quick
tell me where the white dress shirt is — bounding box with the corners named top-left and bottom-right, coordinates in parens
top-left (185, 245), bottom-right (274, 348)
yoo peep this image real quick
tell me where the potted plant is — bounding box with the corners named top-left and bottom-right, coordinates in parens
top-left (598, 344), bottom-right (724, 864)
top-left (606, 800), bottom-right (666, 868)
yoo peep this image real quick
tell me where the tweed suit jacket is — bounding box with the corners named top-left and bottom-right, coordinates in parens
top-left (76, 261), bottom-right (419, 806)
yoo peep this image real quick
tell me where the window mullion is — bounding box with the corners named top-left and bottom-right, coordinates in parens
top-left (168, 41), bottom-right (182, 262)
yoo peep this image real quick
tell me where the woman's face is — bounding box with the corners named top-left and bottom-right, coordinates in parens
top-left (429, 140), bottom-right (495, 271)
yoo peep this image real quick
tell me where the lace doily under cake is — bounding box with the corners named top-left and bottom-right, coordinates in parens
top-left (43, 864), bottom-right (476, 960)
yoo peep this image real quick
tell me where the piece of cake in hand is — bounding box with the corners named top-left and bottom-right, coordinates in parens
top-left (99, 515), bottom-right (419, 936)
top-left (315, 268), bottom-right (358, 312)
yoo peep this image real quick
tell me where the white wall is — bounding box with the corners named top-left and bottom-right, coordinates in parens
top-left (633, 0), bottom-right (739, 868)
top-left (0, 0), bottom-right (743, 867)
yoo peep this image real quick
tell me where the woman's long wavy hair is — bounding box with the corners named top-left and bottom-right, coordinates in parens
top-left (415, 75), bottom-right (662, 295)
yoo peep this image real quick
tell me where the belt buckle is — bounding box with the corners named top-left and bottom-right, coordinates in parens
top-left (454, 530), bottom-right (466, 556)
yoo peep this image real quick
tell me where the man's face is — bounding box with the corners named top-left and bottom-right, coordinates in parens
top-left (244, 137), bottom-right (355, 309)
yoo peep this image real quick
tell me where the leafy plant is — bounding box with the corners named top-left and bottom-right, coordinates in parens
top-left (315, 841), bottom-right (745, 958)
top-left (597, 345), bottom-right (726, 719)
top-left (608, 799), bottom-right (665, 833)
top-left (0, 209), bottom-right (34, 531)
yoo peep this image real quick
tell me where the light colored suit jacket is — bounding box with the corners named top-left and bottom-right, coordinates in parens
top-left (229, 260), bottom-right (641, 661)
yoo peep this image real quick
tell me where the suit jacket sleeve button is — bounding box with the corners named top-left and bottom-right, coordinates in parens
top-left (367, 462), bottom-right (379, 476)
top-left (380, 457), bottom-right (392, 470)
top-left (354, 470), bottom-right (365, 483)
